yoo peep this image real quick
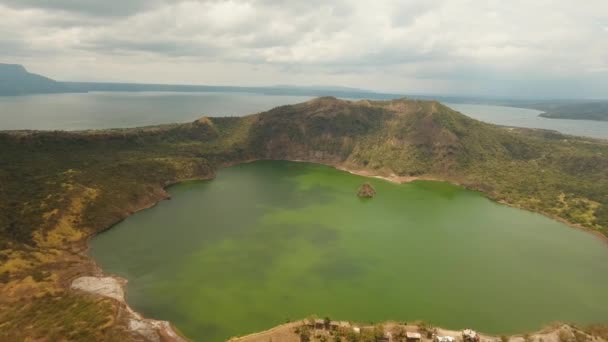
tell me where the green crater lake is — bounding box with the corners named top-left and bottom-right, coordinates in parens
top-left (90, 161), bottom-right (608, 341)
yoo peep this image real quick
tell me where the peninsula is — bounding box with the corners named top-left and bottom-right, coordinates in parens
top-left (535, 102), bottom-right (608, 121)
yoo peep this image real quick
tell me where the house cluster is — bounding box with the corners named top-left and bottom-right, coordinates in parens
top-left (304, 319), bottom-right (480, 342)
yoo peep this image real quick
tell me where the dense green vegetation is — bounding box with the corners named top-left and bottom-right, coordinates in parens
top-left (0, 122), bottom-right (218, 248)
top-left (1, 96), bottom-right (608, 340)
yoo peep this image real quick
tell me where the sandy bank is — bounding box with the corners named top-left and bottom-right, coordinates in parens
top-left (71, 276), bottom-right (187, 342)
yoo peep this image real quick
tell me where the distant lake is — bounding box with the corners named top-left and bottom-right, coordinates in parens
top-left (90, 161), bottom-right (608, 341)
top-left (0, 92), bottom-right (311, 131)
top-left (446, 103), bottom-right (608, 140)
top-left (0, 92), bottom-right (606, 140)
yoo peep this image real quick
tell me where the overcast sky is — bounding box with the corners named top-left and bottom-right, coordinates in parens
top-left (1, 0), bottom-right (607, 98)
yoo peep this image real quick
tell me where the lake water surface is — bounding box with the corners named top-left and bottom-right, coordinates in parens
top-left (90, 161), bottom-right (608, 342)
top-left (1, 93), bottom-right (606, 140)
top-left (446, 103), bottom-right (608, 140)
top-left (0, 92), bottom-right (311, 131)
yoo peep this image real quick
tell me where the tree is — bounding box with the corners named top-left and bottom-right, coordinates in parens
top-left (324, 317), bottom-right (332, 330)
top-left (300, 327), bottom-right (312, 342)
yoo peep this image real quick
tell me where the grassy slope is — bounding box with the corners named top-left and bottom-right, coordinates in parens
top-left (1, 97), bottom-right (607, 340)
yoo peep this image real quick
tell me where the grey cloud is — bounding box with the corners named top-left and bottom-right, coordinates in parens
top-left (0, 0), bottom-right (163, 17)
top-left (0, 0), bottom-right (606, 98)
top-left (79, 38), bottom-right (225, 58)
top-left (389, 2), bottom-right (439, 27)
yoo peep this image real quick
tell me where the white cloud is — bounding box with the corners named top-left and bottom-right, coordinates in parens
top-left (0, 0), bottom-right (607, 98)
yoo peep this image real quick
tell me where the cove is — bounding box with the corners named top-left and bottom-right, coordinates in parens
top-left (89, 161), bottom-right (608, 342)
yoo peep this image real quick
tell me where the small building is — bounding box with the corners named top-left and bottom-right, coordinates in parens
top-left (353, 326), bottom-right (361, 334)
top-left (314, 319), bottom-right (326, 330)
top-left (407, 332), bottom-right (422, 342)
top-left (330, 321), bottom-right (351, 331)
top-left (435, 336), bottom-right (456, 342)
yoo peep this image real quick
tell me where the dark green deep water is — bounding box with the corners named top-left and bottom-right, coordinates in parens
top-left (90, 161), bottom-right (608, 341)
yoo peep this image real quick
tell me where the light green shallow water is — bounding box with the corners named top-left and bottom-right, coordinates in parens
top-left (90, 161), bottom-right (608, 341)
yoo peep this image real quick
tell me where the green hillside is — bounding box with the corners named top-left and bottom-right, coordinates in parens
top-left (2, 97), bottom-right (607, 248)
top-left (1, 97), bottom-right (608, 340)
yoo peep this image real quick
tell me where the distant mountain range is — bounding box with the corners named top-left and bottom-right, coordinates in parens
top-left (0, 63), bottom-right (400, 99)
top-left (0, 63), bottom-right (78, 96)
